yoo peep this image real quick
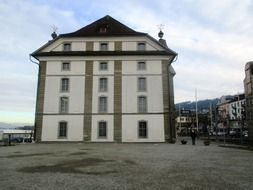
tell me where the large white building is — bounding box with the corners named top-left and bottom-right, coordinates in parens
top-left (31, 15), bottom-right (177, 143)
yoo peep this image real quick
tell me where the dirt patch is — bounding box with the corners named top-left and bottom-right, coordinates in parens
top-left (1, 153), bottom-right (54, 158)
top-left (18, 158), bottom-right (115, 175)
top-left (79, 148), bottom-right (92, 151)
top-left (124, 159), bottom-right (137, 165)
top-left (68, 152), bottom-right (87, 156)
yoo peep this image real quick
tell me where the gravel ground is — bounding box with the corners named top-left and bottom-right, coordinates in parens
top-left (0, 138), bottom-right (253, 190)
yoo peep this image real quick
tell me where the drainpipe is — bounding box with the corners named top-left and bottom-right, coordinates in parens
top-left (29, 55), bottom-right (40, 142)
top-left (168, 55), bottom-right (178, 143)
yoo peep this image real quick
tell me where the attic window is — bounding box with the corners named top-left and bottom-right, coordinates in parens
top-left (100, 43), bottom-right (108, 51)
top-left (63, 43), bottom-right (71, 51)
top-left (137, 42), bottom-right (146, 51)
top-left (99, 27), bottom-right (107, 33)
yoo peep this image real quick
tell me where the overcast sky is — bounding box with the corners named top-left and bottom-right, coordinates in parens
top-left (0, 0), bottom-right (253, 124)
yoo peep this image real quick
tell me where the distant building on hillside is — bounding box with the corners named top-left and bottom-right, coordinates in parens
top-left (244, 61), bottom-right (253, 144)
top-left (31, 15), bottom-right (177, 143)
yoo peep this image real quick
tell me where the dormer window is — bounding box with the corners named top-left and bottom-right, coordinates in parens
top-left (100, 43), bottom-right (108, 51)
top-left (137, 42), bottom-right (146, 51)
top-left (63, 43), bottom-right (71, 51)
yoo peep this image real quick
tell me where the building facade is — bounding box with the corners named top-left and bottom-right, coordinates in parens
top-left (31, 15), bottom-right (177, 143)
top-left (244, 61), bottom-right (253, 143)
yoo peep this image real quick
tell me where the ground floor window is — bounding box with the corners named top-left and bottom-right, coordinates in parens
top-left (98, 121), bottom-right (107, 138)
top-left (58, 122), bottom-right (67, 138)
top-left (138, 121), bottom-right (148, 138)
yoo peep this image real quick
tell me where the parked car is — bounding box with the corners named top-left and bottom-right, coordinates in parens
top-left (24, 137), bottom-right (32, 143)
top-left (229, 128), bottom-right (240, 137)
top-left (4, 137), bottom-right (24, 143)
top-left (243, 131), bottom-right (248, 137)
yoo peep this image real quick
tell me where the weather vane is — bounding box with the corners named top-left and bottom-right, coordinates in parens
top-left (51, 25), bottom-right (58, 33)
top-left (51, 25), bottom-right (58, 39)
top-left (157, 24), bottom-right (164, 31)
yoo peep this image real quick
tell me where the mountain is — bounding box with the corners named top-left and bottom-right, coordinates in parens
top-left (175, 98), bottom-right (219, 111)
top-left (0, 122), bottom-right (33, 129)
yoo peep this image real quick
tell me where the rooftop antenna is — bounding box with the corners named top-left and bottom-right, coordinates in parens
top-left (51, 25), bottom-right (58, 39)
top-left (157, 24), bottom-right (164, 39)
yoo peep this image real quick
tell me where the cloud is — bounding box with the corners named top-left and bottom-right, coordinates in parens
top-left (1, 0), bottom-right (252, 123)
top-left (0, 0), bottom-right (81, 123)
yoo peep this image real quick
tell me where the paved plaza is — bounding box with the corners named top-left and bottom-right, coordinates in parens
top-left (0, 139), bottom-right (253, 190)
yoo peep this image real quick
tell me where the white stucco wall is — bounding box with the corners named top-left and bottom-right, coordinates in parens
top-left (46, 61), bottom-right (86, 75)
top-left (72, 42), bottom-right (85, 51)
top-left (91, 115), bottom-right (114, 142)
top-left (93, 42), bottom-right (114, 51)
top-left (122, 41), bottom-right (157, 51)
top-left (122, 60), bottom-right (162, 75)
top-left (41, 36), bottom-right (164, 52)
top-left (122, 76), bottom-right (163, 113)
top-left (92, 76), bottom-right (114, 113)
top-left (41, 115), bottom-right (83, 141)
top-left (121, 60), bottom-right (163, 113)
top-left (93, 60), bottom-right (114, 75)
top-left (122, 115), bottom-right (165, 142)
top-left (44, 76), bottom-right (85, 113)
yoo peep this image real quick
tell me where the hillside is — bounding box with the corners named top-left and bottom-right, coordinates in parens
top-left (175, 98), bottom-right (219, 111)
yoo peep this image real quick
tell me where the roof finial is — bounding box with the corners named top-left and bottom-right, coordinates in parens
top-left (157, 24), bottom-right (164, 39)
top-left (51, 25), bottom-right (58, 39)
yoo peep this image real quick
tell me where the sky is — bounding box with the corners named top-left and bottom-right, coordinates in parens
top-left (0, 0), bottom-right (253, 125)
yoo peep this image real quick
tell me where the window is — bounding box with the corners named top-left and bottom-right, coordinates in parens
top-left (100, 43), bottom-right (108, 51)
top-left (99, 78), bottom-right (108, 92)
top-left (63, 43), bottom-right (71, 51)
top-left (98, 121), bottom-right (107, 138)
top-left (61, 78), bottom-right (69, 92)
top-left (138, 78), bottom-right (146, 92)
top-left (99, 96), bottom-right (107, 113)
top-left (100, 62), bottom-right (108, 71)
top-left (138, 96), bottom-right (147, 113)
top-left (138, 62), bottom-right (146, 70)
top-left (60, 97), bottom-right (69, 113)
top-left (58, 122), bottom-right (67, 138)
top-left (138, 121), bottom-right (147, 138)
top-left (62, 62), bottom-right (70, 71)
top-left (137, 42), bottom-right (146, 51)
top-left (99, 27), bottom-right (107, 33)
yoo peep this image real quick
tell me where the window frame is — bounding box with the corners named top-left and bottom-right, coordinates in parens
top-left (58, 121), bottom-right (68, 138)
top-left (62, 62), bottom-right (71, 71)
top-left (138, 96), bottom-right (147, 113)
top-left (98, 96), bottom-right (108, 113)
top-left (138, 77), bottom-right (147, 92)
top-left (137, 61), bottom-right (146, 70)
top-left (61, 78), bottom-right (69, 92)
top-left (99, 62), bottom-right (108, 71)
top-left (63, 43), bottom-right (71, 51)
top-left (100, 42), bottom-right (109, 51)
top-left (137, 42), bottom-right (146, 51)
top-left (99, 77), bottom-right (108, 92)
top-left (59, 96), bottom-right (69, 113)
top-left (138, 120), bottom-right (148, 138)
top-left (98, 121), bottom-right (107, 138)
